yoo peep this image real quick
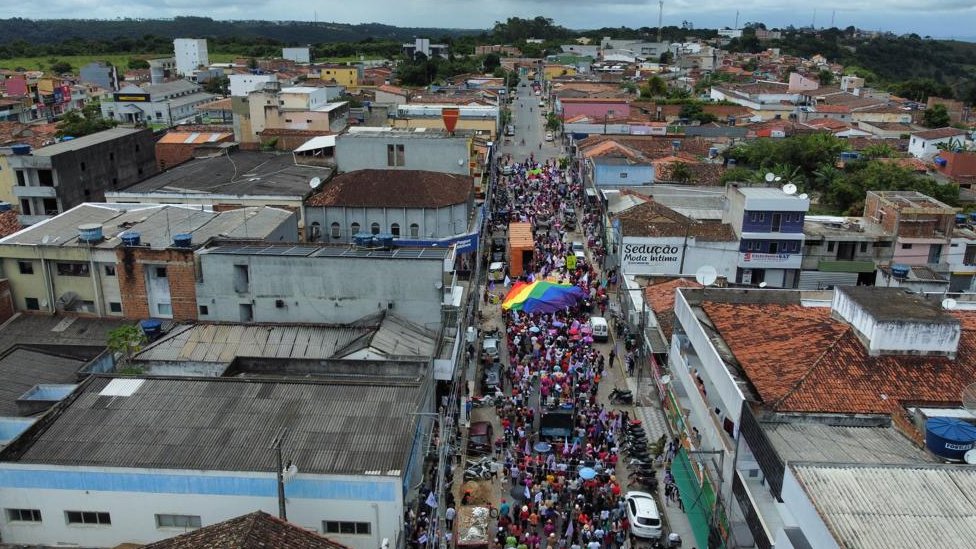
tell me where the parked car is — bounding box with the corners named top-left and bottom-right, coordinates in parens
top-left (545, 131), bottom-right (554, 141)
top-left (501, 164), bottom-right (514, 176)
top-left (571, 241), bottom-right (585, 254)
top-left (482, 337), bottom-right (499, 362)
top-left (505, 125), bottom-right (515, 136)
top-left (625, 491), bottom-right (662, 539)
top-left (563, 206), bottom-right (576, 224)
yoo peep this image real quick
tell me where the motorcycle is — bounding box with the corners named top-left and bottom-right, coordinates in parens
top-left (470, 394), bottom-right (494, 408)
top-left (609, 388), bottom-right (633, 404)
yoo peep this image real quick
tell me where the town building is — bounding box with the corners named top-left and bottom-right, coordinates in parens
top-left (799, 215), bottom-right (895, 289)
top-left (153, 127), bottom-right (235, 170)
top-left (304, 169), bottom-right (472, 244)
top-left (239, 85), bottom-right (348, 146)
top-left (318, 64), bottom-right (360, 88)
top-left (1, 128), bottom-right (157, 225)
top-left (863, 190), bottom-right (956, 270)
top-left (78, 61), bottom-right (119, 92)
top-left (908, 127), bottom-right (969, 159)
top-left (0, 203), bottom-right (296, 319)
top-left (174, 38), bottom-right (210, 77)
top-left (723, 185), bottom-right (809, 287)
top-left (141, 511), bottom-right (349, 548)
top-left (107, 148), bottom-right (329, 232)
top-left (282, 47), bottom-right (311, 64)
top-left (391, 104), bottom-right (499, 139)
top-left (402, 38), bottom-right (449, 59)
top-left (100, 80), bottom-right (216, 128)
top-left (335, 128), bottom-right (475, 177)
top-left (0, 375), bottom-right (428, 549)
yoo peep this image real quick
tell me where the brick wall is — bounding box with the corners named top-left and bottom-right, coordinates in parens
top-left (156, 134), bottom-right (234, 171)
top-left (116, 247), bottom-right (198, 321)
top-left (0, 279), bottom-right (14, 324)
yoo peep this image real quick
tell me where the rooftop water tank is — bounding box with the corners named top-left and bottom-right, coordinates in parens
top-left (0, 202), bottom-right (12, 212)
top-left (935, 157), bottom-right (948, 167)
top-left (925, 417), bottom-right (976, 461)
top-left (375, 232), bottom-right (395, 249)
top-left (708, 147), bottom-right (718, 158)
top-left (969, 212), bottom-right (976, 222)
top-left (172, 234), bottom-right (192, 248)
top-left (891, 264), bottom-right (910, 279)
top-left (10, 144), bottom-right (30, 155)
top-left (353, 232), bottom-right (374, 248)
top-left (77, 223), bottom-right (104, 243)
top-left (727, 158), bottom-right (737, 166)
top-left (120, 231), bottom-right (141, 246)
top-left (671, 140), bottom-right (681, 150)
top-left (957, 214), bottom-right (968, 224)
top-left (140, 319), bottom-right (162, 341)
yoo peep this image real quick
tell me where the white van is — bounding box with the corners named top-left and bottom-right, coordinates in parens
top-left (590, 316), bottom-right (609, 342)
top-left (488, 262), bottom-right (506, 282)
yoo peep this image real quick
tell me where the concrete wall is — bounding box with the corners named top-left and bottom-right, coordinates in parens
top-left (306, 203), bottom-right (469, 244)
top-left (0, 464), bottom-right (402, 549)
top-left (195, 253), bottom-right (446, 327)
top-left (619, 236), bottom-right (738, 279)
top-left (335, 135), bottom-right (471, 175)
top-left (779, 467), bottom-right (841, 549)
top-left (593, 162), bottom-right (653, 186)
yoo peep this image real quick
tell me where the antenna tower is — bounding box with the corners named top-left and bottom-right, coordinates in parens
top-left (734, 10), bottom-right (739, 31)
top-left (657, 1), bottom-right (664, 42)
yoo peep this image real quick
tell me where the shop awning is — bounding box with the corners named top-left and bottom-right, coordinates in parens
top-left (817, 260), bottom-right (876, 273)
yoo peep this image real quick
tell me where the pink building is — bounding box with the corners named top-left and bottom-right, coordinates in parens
top-left (558, 98), bottom-right (630, 121)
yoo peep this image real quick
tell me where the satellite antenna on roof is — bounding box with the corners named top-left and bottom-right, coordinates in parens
top-left (309, 177), bottom-right (322, 189)
top-left (799, 193), bottom-right (809, 200)
top-left (782, 183), bottom-right (797, 195)
top-left (764, 172), bottom-right (775, 183)
top-left (943, 298), bottom-right (958, 310)
top-left (694, 265), bottom-right (717, 286)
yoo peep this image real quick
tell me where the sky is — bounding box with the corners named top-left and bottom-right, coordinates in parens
top-left (3, 0), bottom-right (975, 40)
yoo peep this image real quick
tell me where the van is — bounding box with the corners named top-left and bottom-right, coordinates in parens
top-left (488, 262), bottom-right (506, 282)
top-left (505, 124), bottom-right (515, 136)
top-left (590, 316), bottom-right (609, 342)
top-left (571, 241), bottom-right (585, 254)
top-left (482, 337), bottom-right (499, 361)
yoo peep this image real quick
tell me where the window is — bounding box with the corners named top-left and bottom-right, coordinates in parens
top-left (351, 222), bottom-right (360, 235)
top-left (860, 242), bottom-right (868, 253)
top-left (619, 172), bottom-right (628, 179)
top-left (109, 302), bottom-right (122, 313)
top-left (901, 243), bottom-right (913, 249)
top-left (66, 511), bottom-right (111, 525)
top-left (56, 263), bottom-right (90, 277)
top-left (109, 152), bottom-right (114, 162)
top-left (391, 223), bottom-right (400, 237)
top-left (80, 162), bottom-right (86, 172)
top-left (758, 212), bottom-right (765, 222)
top-left (20, 199), bottom-right (31, 215)
top-left (309, 222), bottom-right (322, 242)
top-left (17, 261), bottom-right (33, 274)
top-left (827, 242), bottom-right (835, 252)
top-left (386, 144), bottom-right (405, 166)
top-left (155, 514), bottom-right (201, 529)
top-left (234, 264), bottom-right (250, 293)
top-left (239, 303), bottom-right (253, 322)
top-left (6, 508), bottom-right (42, 522)
top-left (330, 222), bottom-right (341, 239)
top-left (155, 267), bottom-right (167, 278)
top-left (370, 222), bottom-right (380, 235)
top-left (37, 170), bottom-right (53, 186)
top-left (157, 303), bottom-right (172, 316)
top-left (104, 265), bottom-right (116, 276)
top-left (15, 170), bottom-right (25, 186)
top-left (323, 521), bottom-right (371, 535)
top-left (25, 297), bottom-right (39, 310)
top-left (199, 305), bottom-right (209, 315)
top-left (410, 223), bottom-right (420, 238)
top-left (42, 198), bottom-right (58, 215)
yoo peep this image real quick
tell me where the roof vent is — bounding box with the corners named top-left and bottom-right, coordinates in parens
top-left (831, 286), bottom-right (960, 358)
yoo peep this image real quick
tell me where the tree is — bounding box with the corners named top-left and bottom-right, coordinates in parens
top-left (202, 75), bottom-right (229, 96)
top-left (817, 69), bottom-right (835, 85)
top-left (107, 325), bottom-right (147, 374)
top-left (669, 162), bottom-right (694, 184)
top-left (659, 51), bottom-right (673, 65)
top-left (56, 101), bottom-right (117, 138)
top-left (49, 59), bottom-right (72, 74)
top-left (483, 53), bottom-right (501, 73)
top-left (127, 58), bottom-right (150, 70)
top-left (640, 76), bottom-right (667, 98)
top-left (719, 166), bottom-right (755, 184)
top-left (923, 104), bottom-right (951, 128)
top-left (861, 142), bottom-right (895, 159)
top-left (545, 112), bottom-right (561, 132)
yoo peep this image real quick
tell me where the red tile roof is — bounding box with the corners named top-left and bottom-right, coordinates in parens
top-left (0, 211), bottom-right (22, 238)
top-left (616, 200), bottom-right (736, 240)
top-left (0, 121), bottom-right (59, 149)
top-left (912, 127), bottom-right (967, 140)
top-left (307, 169), bottom-right (471, 208)
top-left (141, 511), bottom-right (349, 549)
top-left (701, 302), bottom-right (976, 415)
top-left (645, 278), bottom-right (702, 340)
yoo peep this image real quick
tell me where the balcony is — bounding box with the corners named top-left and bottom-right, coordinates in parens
top-left (12, 185), bottom-right (57, 199)
top-left (738, 251), bottom-right (802, 269)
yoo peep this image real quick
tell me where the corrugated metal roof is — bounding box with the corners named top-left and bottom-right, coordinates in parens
top-left (791, 463), bottom-right (976, 549)
top-left (7, 376), bottom-right (421, 475)
top-left (361, 314), bottom-right (437, 358)
top-left (765, 422), bottom-right (934, 465)
top-left (135, 323), bottom-right (374, 364)
top-left (0, 348), bottom-right (85, 415)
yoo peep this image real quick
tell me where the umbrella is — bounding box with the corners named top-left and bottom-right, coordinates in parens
top-left (502, 281), bottom-right (588, 314)
top-left (552, 320), bottom-right (566, 328)
top-left (583, 336), bottom-right (594, 344)
top-left (534, 442), bottom-right (552, 453)
top-left (579, 467), bottom-right (597, 480)
top-left (529, 326), bottom-right (541, 333)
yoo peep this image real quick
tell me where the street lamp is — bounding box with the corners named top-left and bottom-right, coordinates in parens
top-left (269, 427), bottom-right (298, 520)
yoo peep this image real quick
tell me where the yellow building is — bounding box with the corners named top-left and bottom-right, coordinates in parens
top-left (0, 156), bottom-right (14, 207)
top-left (543, 65), bottom-right (577, 80)
top-left (319, 65), bottom-right (359, 88)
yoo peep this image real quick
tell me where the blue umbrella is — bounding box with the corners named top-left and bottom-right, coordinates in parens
top-left (534, 442), bottom-right (552, 453)
top-left (578, 467), bottom-right (597, 480)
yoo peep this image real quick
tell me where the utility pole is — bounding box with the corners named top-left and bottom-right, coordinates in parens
top-left (657, 1), bottom-right (664, 43)
top-left (270, 428), bottom-right (289, 520)
top-left (734, 11), bottom-right (739, 31)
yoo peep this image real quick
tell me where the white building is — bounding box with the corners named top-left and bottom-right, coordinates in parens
top-left (174, 38), bottom-right (209, 77)
top-left (228, 73), bottom-right (278, 97)
top-left (282, 47), bottom-right (311, 64)
top-left (100, 80), bottom-right (215, 128)
top-left (907, 127), bottom-right (969, 159)
top-left (0, 376), bottom-right (428, 549)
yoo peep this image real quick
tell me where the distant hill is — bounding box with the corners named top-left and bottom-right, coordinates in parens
top-left (0, 17), bottom-right (481, 45)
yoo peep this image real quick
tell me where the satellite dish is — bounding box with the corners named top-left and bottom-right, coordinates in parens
top-left (775, 176), bottom-right (782, 182)
top-left (660, 375), bottom-right (672, 385)
top-left (782, 183), bottom-right (797, 195)
top-left (759, 281), bottom-right (768, 288)
top-left (764, 172), bottom-right (775, 183)
top-left (966, 449), bottom-right (976, 465)
top-left (694, 265), bottom-right (718, 286)
top-left (798, 193), bottom-right (809, 200)
top-left (962, 383), bottom-right (976, 418)
top-left (309, 177), bottom-right (322, 189)
top-left (943, 298), bottom-right (957, 310)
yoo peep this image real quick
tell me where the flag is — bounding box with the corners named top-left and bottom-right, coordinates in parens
top-left (570, 439), bottom-right (578, 454)
top-left (524, 437), bottom-right (531, 455)
top-left (598, 408), bottom-right (608, 423)
top-left (504, 275), bottom-right (511, 287)
top-left (418, 533), bottom-right (428, 544)
top-left (565, 519), bottom-right (575, 540)
top-left (524, 483), bottom-right (531, 500)
top-left (425, 491), bottom-right (438, 509)
top-left (563, 436), bottom-right (570, 455)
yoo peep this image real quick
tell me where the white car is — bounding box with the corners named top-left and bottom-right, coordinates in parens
top-left (545, 131), bottom-right (554, 141)
top-left (625, 491), bottom-right (662, 539)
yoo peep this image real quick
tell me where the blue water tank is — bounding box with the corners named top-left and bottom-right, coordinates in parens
top-left (891, 264), bottom-right (910, 279)
top-left (77, 223), bottom-right (103, 243)
top-left (353, 232), bottom-right (374, 248)
top-left (61, 136), bottom-right (74, 141)
top-left (172, 234), bottom-right (192, 248)
top-left (727, 158), bottom-right (737, 166)
top-left (925, 417), bottom-right (976, 461)
top-left (375, 232), bottom-right (395, 249)
top-left (935, 157), bottom-right (948, 167)
top-left (0, 202), bottom-right (11, 212)
top-left (10, 144), bottom-right (30, 155)
top-left (957, 214), bottom-right (968, 224)
top-left (120, 231), bottom-right (141, 246)
top-left (708, 147), bottom-right (719, 158)
top-left (969, 212), bottom-right (976, 222)
top-left (140, 319), bottom-right (162, 341)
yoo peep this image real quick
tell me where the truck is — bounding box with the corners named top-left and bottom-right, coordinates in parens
top-left (539, 405), bottom-right (575, 440)
top-left (456, 505), bottom-right (492, 549)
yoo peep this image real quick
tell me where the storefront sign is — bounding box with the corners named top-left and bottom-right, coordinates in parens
top-left (742, 252), bottom-right (792, 263)
top-left (621, 240), bottom-right (682, 273)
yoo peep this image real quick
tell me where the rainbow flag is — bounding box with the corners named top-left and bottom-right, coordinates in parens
top-left (501, 280), bottom-right (587, 314)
